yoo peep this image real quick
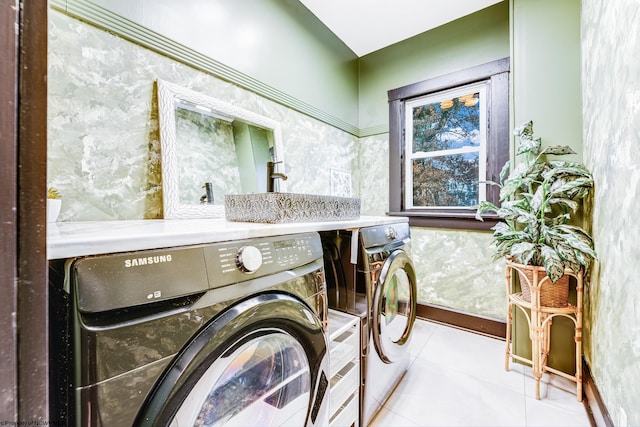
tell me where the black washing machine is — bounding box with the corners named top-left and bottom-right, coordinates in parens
top-left (320, 222), bottom-right (417, 426)
top-left (49, 232), bottom-right (330, 426)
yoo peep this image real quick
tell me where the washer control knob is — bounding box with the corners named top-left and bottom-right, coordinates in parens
top-left (236, 246), bottom-right (263, 273)
top-left (386, 227), bottom-right (397, 240)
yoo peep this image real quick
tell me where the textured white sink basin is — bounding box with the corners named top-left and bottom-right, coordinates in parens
top-left (225, 193), bottom-right (361, 223)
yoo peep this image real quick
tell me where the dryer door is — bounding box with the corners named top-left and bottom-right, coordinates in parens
top-left (371, 249), bottom-right (417, 363)
top-left (136, 293), bottom-right (329, 427)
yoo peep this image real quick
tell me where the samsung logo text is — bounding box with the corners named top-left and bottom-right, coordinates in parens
top-left (124, 254), bottom-right (173, 268)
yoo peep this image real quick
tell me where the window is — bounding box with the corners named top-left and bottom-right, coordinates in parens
top-left (405, 82), bottom-right (487, 209)
top-left (388, 58), bottom-right (509, 230)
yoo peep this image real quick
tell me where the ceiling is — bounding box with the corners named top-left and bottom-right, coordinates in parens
top-left (298, 0), bottom-right (504, 57)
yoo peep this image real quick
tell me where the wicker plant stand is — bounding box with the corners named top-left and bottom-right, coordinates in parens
top-left (504, 260), bottom-right (583, 401)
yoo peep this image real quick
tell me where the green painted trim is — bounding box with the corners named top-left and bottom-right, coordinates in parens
top-left (50, 0), bottom-right (360, 136)
top-left (358, 125), bottom-right (388, 138)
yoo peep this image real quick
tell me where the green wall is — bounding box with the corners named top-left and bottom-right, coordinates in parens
top-left (582, 0), bottom-right (640, 424)
top-left (511, 0), bottom-right (583, 160)
top-left (58, 0), bottom-right (360, 133)
top-left (358, 2), bottom-right (510, 135)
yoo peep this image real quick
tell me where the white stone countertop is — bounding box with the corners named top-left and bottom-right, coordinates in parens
top-left (47, 216), bottom-right (408, 259)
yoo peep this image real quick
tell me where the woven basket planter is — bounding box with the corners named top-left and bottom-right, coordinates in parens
top-left (509, 261), bottom-right (570, 308)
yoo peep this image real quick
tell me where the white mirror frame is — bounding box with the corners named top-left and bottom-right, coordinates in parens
top-left (157, 79), bottom-right (286, 219)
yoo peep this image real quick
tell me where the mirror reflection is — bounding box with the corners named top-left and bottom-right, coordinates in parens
top-left (157, 79), bottom-right (285, 219)
top-left (174, 105), bottom-right (241, 205)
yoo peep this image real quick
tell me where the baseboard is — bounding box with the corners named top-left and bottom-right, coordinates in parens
top-left (583, 360), bottom-right (614, 427)
top-left (416, 303), bottom-right (506, 339)
top-left (415, 303), bottom-right (613, 427)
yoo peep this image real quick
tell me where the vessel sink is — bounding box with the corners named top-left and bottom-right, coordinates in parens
top-left (225, 192), bottom-right (361, 223)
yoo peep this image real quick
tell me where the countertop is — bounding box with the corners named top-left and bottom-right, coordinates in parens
top-left (47, 216), bottom-right (408, 259)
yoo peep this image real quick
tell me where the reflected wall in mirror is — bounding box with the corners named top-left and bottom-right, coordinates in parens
top-left (157, 79), bottom-right (286, 219)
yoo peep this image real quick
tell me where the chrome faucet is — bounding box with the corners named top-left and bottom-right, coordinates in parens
top-left (200, 182), bottom-right (214, 204)
top-left (267, 161), bottom-right (288, 192)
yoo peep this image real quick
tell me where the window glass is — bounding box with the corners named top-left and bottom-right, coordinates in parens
top-left (405, 84), bottom-right (487, 209)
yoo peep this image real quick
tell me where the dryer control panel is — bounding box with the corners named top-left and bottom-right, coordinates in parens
top-left (360, 222), bottom-right (410, 253)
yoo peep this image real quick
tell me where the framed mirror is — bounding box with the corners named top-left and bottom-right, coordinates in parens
top-left (157, 79), bottom-right (286, 219)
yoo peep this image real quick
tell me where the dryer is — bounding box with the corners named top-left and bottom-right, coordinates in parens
top-left (321, 222), bottom-right (417, 426)
top-left (49, 232), bottom-right (330, 427)
top-left (359, 223), bottom-right (417, 426)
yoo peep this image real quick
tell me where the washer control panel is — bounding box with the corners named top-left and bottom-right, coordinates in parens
top-left (71, 233), bottom-right (323, 312)
top-left (236, 246), bottom-right (263, 273)
top-left (204, 232), bottom-right (323, 288)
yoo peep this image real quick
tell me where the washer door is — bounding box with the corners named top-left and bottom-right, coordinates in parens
top-left (136, 293), bottom-right (329, 427)
top-left (173, 332), bottom-right (310, 426)
top-left (372, 250), bottom-right (417, 363)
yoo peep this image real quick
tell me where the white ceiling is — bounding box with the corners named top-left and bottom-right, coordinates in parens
top-left (298, 0), bottom-right (504, 57)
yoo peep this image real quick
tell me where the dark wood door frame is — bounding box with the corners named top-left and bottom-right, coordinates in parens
top-left (0, 0), bottom-right (20, 420)
top-left (0, 0), bottom-right (49, 422)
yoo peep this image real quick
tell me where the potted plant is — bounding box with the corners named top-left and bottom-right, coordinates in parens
top-left (47, 187), bottom-right (62, 223)
top-left (476, 120), bottom-right (597, 306)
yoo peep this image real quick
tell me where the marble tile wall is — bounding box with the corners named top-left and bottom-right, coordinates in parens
top-left (48, 10), bottom-right (504, 320)
top-left (357, 134), bottom-right (388, 216)
top-left (581, 0), bottom-right (640, 425)
top-left (410, 229), bottom-right (506, 320)
top-left (48, 10), bottom-right (359, 221)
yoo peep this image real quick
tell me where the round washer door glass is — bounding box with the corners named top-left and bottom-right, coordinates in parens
top-left (171, 332), bottom-right (311, 427)
top-left (373, 250), bottom-right (417, 362)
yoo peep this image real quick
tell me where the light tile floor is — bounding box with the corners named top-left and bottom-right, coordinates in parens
top-left (370, 319), bottom-right (592, 427)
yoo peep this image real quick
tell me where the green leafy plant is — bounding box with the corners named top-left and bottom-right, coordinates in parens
top-left (47, 187), bottom-right (61, 199)
top-left (476, 120), bottom-right (597, 283)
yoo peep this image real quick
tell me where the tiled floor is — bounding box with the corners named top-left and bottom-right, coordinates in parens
top-left (370, 318), bottom-right (592, 427)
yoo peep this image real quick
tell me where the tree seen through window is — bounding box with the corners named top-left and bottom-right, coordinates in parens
top-left (409, 91), bottom-right (482, 208)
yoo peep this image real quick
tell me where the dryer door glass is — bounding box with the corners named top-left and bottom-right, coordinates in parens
top-left (384, 268), bottom-right (411, 342)
top-left (372, 250), bottom-right (417, 363)
top-left (171, 332), bottom-right (311, 427)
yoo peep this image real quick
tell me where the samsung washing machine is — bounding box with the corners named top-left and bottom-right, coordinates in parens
top-left (321, 222), bottom-right (417, 426)
top-left (49, 232), bottom-right (330, 427)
